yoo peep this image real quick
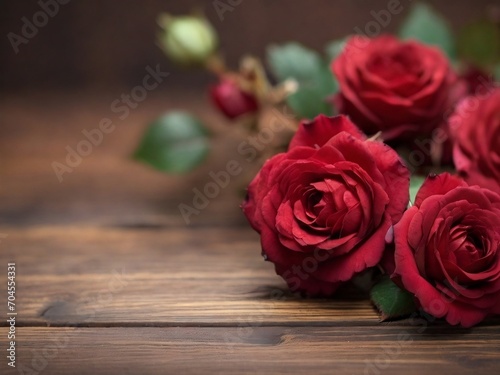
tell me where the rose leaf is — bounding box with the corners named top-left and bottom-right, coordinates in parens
top-left (134, 111), bottom-right (210, 174)
top-left (370, 276), bottom-right (417, 322)
top-left (287, 79), bottom-right (334, 119)
top-left (267, 42), bottom-right (337, 119)
top-left (267, 42), bottom-right (324, 83)
top-left (409, 175), bottom-right (427, 206)
top-left (399, 3), bottom-right (456, 59)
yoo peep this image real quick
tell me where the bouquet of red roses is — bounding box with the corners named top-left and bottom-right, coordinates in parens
top-left (135, 3), bottom-right (500, 327)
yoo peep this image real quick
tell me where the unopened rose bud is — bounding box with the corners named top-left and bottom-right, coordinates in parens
top-left (210, 78), bottom-right (260, 120)
top-left (158, 14), bottom-right (218, 66)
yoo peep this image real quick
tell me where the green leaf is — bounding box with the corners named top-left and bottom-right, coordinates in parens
top-left (287, 86), bottom-right (332, 120)
top-left (399, 3), bottom-right (456, 59)
top-left (267, 43), bottom-right (337, 119)
top-left (134, 111), bottom-right (210, 174)
top-left (409, 175), bottom-right (426, 205)
top-left (370, 276), bottom-right (417, 321)
top-left (458, 20), bottom-right (500, 68)
top-left (267, 43), bottom-right (324, 83)
top-left (410, 175), bottom-right (427, 204)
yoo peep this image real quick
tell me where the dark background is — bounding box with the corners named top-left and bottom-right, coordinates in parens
top-left (0, 0), bottom-right (496, 91)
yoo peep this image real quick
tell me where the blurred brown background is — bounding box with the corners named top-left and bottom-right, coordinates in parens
top-left (0, 0), bottom-right (496, 91)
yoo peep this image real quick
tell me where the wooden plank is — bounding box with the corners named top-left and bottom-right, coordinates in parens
top-left (0, 91), bottom-right (271, 227)
top-left (0, 226), bottom-right (379, 326)
top-left (1, 327), bottom-right (500, 375)
top-left (2, 226), bottom-right (500, 327)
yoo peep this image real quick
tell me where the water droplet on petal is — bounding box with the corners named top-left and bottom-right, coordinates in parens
top-left (385, 226), bottom-right (394, 244)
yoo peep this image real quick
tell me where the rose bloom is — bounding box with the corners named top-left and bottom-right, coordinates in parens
top-left (393, 173), bottom-right (500, 327)
top-left (450, 88), bottom-right (500, 194)
top-left (243, 115), bottom-right (409, 296)
top-left (332, 35), bottom-right (463, 141)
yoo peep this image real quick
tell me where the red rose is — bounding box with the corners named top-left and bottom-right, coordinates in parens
top-left (450, 88), bottom-right (500, 194)
top-left (210, 78), bottom-right (259, 120)
top-left (332, 35), bottom-right (463, 141)
top-left (393, 173), bottom-right (500, 327)
top-left (243, 115), bottom-right (409, 296)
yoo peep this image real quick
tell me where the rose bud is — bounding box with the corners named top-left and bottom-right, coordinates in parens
top-left (393, 173), bottom-right (500, 327)
top-left (158, 14), bottom-right (218, 66)
top-left (332, 35), bottom-right (465, 142)
top-left (449, 88), bottom-right (500, 194)
top-left (210, 78), bottom-right (259, 120)
top-left (242, 115), bottom-right (409, 296)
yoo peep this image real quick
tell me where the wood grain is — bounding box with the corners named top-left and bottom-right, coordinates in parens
top-left (0, 226), bottom-right (378, 326)
top-left (1, 327), bottom-right (500, 375)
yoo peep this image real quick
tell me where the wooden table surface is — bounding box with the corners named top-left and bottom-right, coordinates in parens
top-left (1, 91), bottom-right (499, 374)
